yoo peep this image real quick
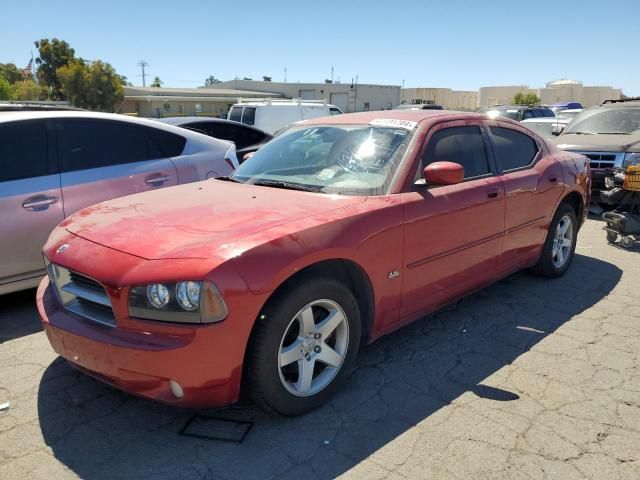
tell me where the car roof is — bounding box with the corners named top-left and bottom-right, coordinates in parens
top-left (522, 117), bottom-right (569, 124)
top-left (298, 109), bottom-right (494, 127)
top-left (597, 100), bottom-right (640, 109)
top-left (484, 105), bottom-right (551, 111)
top-left (0, 110), bottom-right (233, 146)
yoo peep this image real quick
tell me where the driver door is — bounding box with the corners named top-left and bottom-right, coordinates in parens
top-left (399, 121), bottom-right (505, 319)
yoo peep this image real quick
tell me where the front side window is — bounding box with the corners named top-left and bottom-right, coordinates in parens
top-left (329, 107), bottom-right (342, 116)
top-left (422, 126), bottom-right (491, 179)
top-left (59, 120), bottom-right (150, 172)
top-left (0, 120), bottom-right (48, 182)
top-left (490, 127), bottom-right (538, 171)
top-left (563, 107), bottom-right (640, 135)
top-left (231, 125), bottom-right (412, 196)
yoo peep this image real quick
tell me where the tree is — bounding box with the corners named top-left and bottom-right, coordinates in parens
top-left (58, 60), bottom-right (124, 112)
top-left (513, 92), bottom-right (541, 106)
top-left (13, 80), bottom-right (47, 101)
top-left (35, 38), bottom-right (76, 99)
top-left (0, 63), bottom-right (24, 84)
top-left (0, 77), bottom-right (14, 100)
top-left (204, 75), bottom-right (221, 85)
top-left (150, 76), bottom-right (163, 87)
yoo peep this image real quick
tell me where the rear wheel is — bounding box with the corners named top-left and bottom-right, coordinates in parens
top-left (246, 277), bottom-right (361, 416)
top-left (532, 203), bottom-right (578, 277)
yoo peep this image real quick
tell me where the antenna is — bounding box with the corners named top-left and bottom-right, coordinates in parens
top-left (137, 59), bottom-right (149, 87)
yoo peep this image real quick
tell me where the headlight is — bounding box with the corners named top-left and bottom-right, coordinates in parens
top-left (129, 281), bottom-right (228, 324)
top-left (623, 153), bottom-right (640, 169)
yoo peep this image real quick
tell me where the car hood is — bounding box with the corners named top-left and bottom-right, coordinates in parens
top-left (557, 133), bottom-right (640, 153)
top-left (63, 179), bottom-right (366, 260)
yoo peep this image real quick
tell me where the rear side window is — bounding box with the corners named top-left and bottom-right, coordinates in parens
top-left (541, 109), bottom-right (555, 118)
top-left (423, 126), bottom-right (491, 179)
top-left (229, 107), bottom-right (243, 122)
top-left (58, 120), bottom-right (149, 172)
top-left (490, 127), bottom-right (539, 171)
top-left (242, 107), bottom-right (256, 126)
top-left (197, 122), bottom-right (268, 148)
top-left (0, 120), bottom-right (48, 181)
top-left (141, 126), bottom-right (186, 157)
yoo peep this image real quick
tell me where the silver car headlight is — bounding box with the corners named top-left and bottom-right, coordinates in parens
top-left (129, 281), bottom-right (228, 324)
top-left (622, 153), bottom-right (640, 169)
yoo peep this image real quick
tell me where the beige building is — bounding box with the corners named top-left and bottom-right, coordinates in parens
top-left (477, 80), bottom-right (621, 109)
top-left (400, 87), bottom-right (478, 110)
top-left (120, 86), bottom-right (282, 118)
top-left (204, 79), bottom-right (401, 113)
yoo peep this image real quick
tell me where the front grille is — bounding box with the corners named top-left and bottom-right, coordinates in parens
top-left (576, 151), bottom-right (622, 170)
top-left (46, 261), bottom-right (116, 327)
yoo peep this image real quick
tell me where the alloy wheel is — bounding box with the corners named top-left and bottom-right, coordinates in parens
top-left (552, 214), bottom-right (574, 268)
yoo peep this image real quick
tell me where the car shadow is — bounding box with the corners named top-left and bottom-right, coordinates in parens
top-left (37, 254), bottom-right (621, 479)
top-left (0, 288), bottom-right (42, 343)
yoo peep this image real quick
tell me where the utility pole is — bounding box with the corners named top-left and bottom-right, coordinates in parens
top-left (138, 59), bottom-right (149, 87)
top-left (331, 66), bottom-right (334, 83)
top-left (284, 67), bottom-right (287, 82)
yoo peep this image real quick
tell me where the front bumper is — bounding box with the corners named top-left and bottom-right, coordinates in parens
top-left (36, 230), bottom-right (268, 407)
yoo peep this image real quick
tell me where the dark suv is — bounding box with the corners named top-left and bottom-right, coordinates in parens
top-left (556, 98), bottom-right (640, 195)
top-left (481, 105), bottom-right (555, 121)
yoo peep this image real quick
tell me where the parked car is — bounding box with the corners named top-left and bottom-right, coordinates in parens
top-left (158, 116), bottom-right (273, 161)
top-left (393, 103), bottom-right (443, 110)
top-left (550, 102), bottom-right (583, 115)
top-left (556, 108), bottom-right (583, 122)
top-left (38, 110), bottom-right (590, 415)
top-left (557, 98), bottom-right (640, 195)
top-left (521, 117), bottom-right (571, 140)
top-left (0, 111), bottom-right (237, 295)
top-left (227, 99), bottom-right (343, 134)
top-left (481, 105), bottom-right (555, 121)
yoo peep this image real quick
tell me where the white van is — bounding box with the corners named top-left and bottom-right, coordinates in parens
top-left (227, 99), bottom-right (343, 134)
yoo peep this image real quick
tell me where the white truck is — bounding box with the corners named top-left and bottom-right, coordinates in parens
top-left (227, 99), bottom-right (343, 134)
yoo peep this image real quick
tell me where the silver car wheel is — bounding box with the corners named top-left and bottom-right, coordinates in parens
top-left (551, 214), bottom-right (574, 268)
top-left (278, 299), bottom-right (349, 397)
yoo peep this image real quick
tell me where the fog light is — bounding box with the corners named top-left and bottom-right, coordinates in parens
top-left (169, 380), bottom-right (184, 398)
top-left (147, 284), bottom-right (170, 309)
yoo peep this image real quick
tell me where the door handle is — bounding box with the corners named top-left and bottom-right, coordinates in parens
top-left (22, 195), bottom-right (58, 211)
top-left (487, 189), bottom-right (501, 199)
top-left (145, 174), bottom-right (171, 186)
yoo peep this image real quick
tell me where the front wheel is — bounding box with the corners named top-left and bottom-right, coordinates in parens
top-left (532, 203), bottom-right (578, 278)
top-left (246, 277), bottom-right (361, 416)
top-left (606, 230), bottom-right (618, 243)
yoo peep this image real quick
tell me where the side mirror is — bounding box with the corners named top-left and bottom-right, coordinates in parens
top-left (423, 162), bottom-right (464, 186)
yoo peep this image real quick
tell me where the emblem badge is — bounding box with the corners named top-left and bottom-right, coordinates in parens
top-left (56, 244), bottom-right (70, 254)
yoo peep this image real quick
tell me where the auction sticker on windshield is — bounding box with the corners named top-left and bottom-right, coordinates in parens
top-left (369, 119), bottom-right (418, 130)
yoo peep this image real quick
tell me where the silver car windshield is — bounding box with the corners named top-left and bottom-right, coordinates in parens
top-left (231, 125), bottom-right (413, 196)
top-left (564, 108), bottom-right (640, 134)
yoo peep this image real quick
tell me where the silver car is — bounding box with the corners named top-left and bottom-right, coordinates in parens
top-left (0, 111), bottom-right (238, 295)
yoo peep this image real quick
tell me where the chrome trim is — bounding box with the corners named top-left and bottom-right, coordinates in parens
top-left (46, 260), bottom-right (115, 327)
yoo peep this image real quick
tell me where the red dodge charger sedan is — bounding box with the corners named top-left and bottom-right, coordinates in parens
top-left (37, 111), bottom-right (590, 415)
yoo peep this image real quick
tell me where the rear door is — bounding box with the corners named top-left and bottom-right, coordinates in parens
top-left (56, 118), bottom-right (180, 216)
top-left (0, 119), bottom-right (64, 285)
top-left (489, 123), bottom-right (564, 269)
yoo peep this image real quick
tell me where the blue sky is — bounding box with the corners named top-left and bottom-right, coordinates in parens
top-left (2, 0), bottom-right (639, 95)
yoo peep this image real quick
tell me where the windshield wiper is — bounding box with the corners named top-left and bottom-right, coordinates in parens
top-left (599, 132), bottom-right (632, 135)
top-left (218, 176), bottom-right (245, 183)
top-left (567, 131), bottom-right (596, 135)
top-left (251, 179), bottom-right (322, 193)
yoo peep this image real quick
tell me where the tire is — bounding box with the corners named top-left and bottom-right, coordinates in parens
top-left (246, 276), bottom-right (361, 416)
top-left (532, 203), bottom-right (578, 278)
top-left (606, 230), bottom-right (618, 243)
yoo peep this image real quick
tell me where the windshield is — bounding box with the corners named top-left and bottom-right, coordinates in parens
top-left (563, 108), bottom-right (640, 134)
top-left (231, 125), bottom-right (413, 196)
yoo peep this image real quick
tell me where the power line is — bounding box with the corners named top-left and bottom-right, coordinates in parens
top-left (137, 59), bottom-right (149, 87)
